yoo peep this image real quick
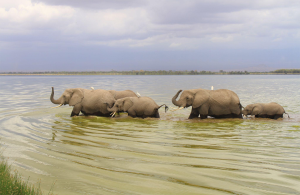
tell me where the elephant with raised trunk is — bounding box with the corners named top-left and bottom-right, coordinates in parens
top-left (50, 87), bottom-right (115, 117)
top-left (172, 88), bottom-right (242, 119)
top-left (106, 97), bottom-right (168, 118)
top-left (242, 102), bottom-right (289, 119)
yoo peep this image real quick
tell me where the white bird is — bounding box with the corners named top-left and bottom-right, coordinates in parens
top-left (211, 86), bottom-right (214, 90)
top-left (136, 92), bottom-right (141, 97)
top-left (91, 87), bottom-right (94, 91)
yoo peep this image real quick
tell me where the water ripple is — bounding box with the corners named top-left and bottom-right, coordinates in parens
top-left (0, 75), bottom-right (300, 194)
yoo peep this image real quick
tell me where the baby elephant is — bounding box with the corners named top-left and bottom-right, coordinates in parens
top-left (107, 97), bottom-right (168, 118)
top-left (242, 102), bottom-right (289, 119)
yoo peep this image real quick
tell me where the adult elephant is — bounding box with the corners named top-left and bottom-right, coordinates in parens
top-left (108, 90), bottom-right (138, 99)
top-left (172, 88), bottom-right (242, 119)
top-left (242, 102), bottom-right (289, 119)
top-left (50, 87), bottom-right (115, 117)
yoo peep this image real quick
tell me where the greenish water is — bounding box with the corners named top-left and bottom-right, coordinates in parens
top-left (0, 75), bottom-right (300, 194)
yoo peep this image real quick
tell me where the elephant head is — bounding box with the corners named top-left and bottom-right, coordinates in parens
top-left (106, 98), bottom-right (133, 117)
top-left (50, 87), bottom-right (84, 108)
top-left (242, 104), bottom-right (262, 116)
top-left (172, 90), bottom-right (195, 109)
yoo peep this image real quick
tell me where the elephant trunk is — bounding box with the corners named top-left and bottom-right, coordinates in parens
top-left (172, 90), bottom-right (183, 107)
top-left (106, 106), bottom-right (115, 112)
top-left (105, 104), bottom-right (118, 117)
top-left (50, 87), bottom-right (62, 104)
top-left (105, 103), bottom-right (116, 112)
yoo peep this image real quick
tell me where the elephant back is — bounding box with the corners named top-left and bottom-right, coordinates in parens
top-left (262, 102), bottom-right (285, 115)
top-left (82, 89), bottom-right (115, 114)
top-left (198, 89), bottom-right (241, 116)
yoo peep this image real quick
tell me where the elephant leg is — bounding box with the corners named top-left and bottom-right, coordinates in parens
top-left (236, 113), bottom-right (243, 119)
top-left (127, 109), bottom-right (137, 118)
top-left (273, 114), bottom-right (283, 119)
top-left (188, 108), bottom-right (199, 119)
top-left (200, 114), bottom-right (208, 119)
top-left (155, 111), bottom-right (160, 118)
top-left (71, 104), bottom-right (82, 117)
top-left (227, 113), bottom-right (243, 118)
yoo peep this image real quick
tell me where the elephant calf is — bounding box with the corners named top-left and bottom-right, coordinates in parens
top-left (172, 88), bottom-right (243, 119)
top-left (107, 97), bottom-right (168, 118)
top-left (242, 102), bottom-right (289, 119)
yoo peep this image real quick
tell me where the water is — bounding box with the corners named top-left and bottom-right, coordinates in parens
top-left (0, 75), bottom-right (300, 195)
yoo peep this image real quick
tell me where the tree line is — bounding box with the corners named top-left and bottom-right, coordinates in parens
top-left (271, 69), bottom-right (300, 74)
top-left (0, 69), bottom-right (299, 75)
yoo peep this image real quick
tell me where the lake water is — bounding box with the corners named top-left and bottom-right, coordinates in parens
top-left (0, 75), bottom-right (300, 195)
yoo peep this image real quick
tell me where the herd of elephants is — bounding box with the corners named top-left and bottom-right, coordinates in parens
top-left (50, 87), bottom-right (289, 120)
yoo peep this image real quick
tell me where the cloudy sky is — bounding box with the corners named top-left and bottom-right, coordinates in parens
top-left (1, 0), bottom-right (300, 72)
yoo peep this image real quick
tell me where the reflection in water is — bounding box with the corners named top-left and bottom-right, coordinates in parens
top-left (0, 75), bottom-right (300, 194)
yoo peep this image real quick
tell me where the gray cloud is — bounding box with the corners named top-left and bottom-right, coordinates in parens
top-left (148, 0), bottom-right (300, 25)
top-left (32, 0), bottom-right (148, 9)
top-left (1, 0), bottom-right (300, 71)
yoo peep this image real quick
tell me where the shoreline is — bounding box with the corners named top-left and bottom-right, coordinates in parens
top-left (1, 69), bottom-right (299, 76)
top-left (0, 73), bottom-right (299, 76)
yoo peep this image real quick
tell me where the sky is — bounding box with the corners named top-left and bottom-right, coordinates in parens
top-left (0, 0), bottom-right (300, 72)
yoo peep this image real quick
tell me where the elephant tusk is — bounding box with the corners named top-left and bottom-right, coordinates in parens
top-left (52, 104), bottom-right (63, 108)
top-left (111, 112), bottom-right (116, 117)
top-left (171, 107), bottom-right (184, 112)
top-left (136, 92), bottom-right (141, 98)
top-left (169, 107), bottom-right (179, 111)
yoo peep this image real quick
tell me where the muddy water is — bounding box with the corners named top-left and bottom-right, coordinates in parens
top-left (0, 75), bottom-right (300, 195)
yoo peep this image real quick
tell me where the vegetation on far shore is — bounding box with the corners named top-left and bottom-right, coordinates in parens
top-left (0, 69), bottom-right (299, 75)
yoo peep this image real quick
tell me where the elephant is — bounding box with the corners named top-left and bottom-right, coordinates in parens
top-left (108, 90), bottom-right (138, 99)
top-left (172, 88), bottom-right (242, 119)
top-left (106, 97), bottom-right (168, 118)
top-left (242, 102), bottom-right (289, 119)
top-left (50, 87), bottom-right (115, 117)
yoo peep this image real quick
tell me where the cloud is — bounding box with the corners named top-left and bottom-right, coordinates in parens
top-left (169, 43), bottom-right (181, 47)
top-left (1, 0), bottom-right (300, 71)
top-left (31, 0), bottom-right (148, 10)
top-left (0, 0), bottom-right (75, 35)
top-left (210, 36), bottom-right (233, 43)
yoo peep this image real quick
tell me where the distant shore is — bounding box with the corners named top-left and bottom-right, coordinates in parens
top-left (0, 69), bottom-right (299, 76)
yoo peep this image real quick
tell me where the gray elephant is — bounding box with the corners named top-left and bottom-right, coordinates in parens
top-left (172, 88), bottom-right (242, 119)
top-left (108, 90), bottom-right (138, 99)
top-left (242, 102), bottom-right (289, 119)
top-left (106, 97), bottom-right (168, 118)
top-left (50, 87), bottom-right (115, 117)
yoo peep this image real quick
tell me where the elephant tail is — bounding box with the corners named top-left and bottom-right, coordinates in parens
top-left (156, 104), bottom-right (169, 113)
top-left (239, 103), bottom-right (244, 109)
top-left (284, 112), bottom-right (290, 118)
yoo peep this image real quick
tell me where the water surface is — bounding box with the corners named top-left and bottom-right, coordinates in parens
top-left (0, 75), bottom-right (300, 195)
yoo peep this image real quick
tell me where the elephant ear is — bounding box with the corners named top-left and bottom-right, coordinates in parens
top-left (69, 89), bottom-right (84, 106)
top-left (109, 90), bottom-right (117, 99)
top-left (192, 90), bottom-right (210, 108)
top-left (122, 98), bottom-right (133, 112)
top-left (251, 104), bottom-right (262, 115)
